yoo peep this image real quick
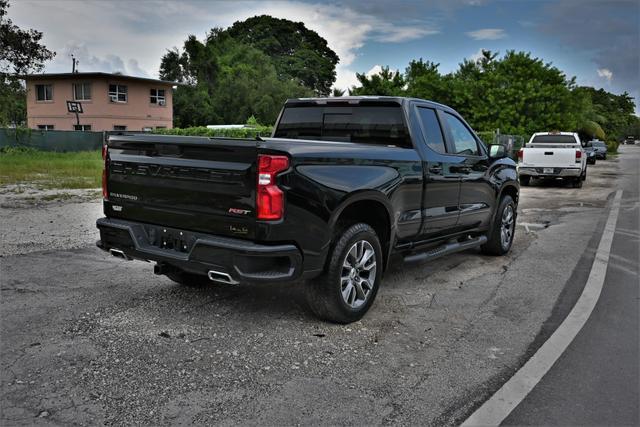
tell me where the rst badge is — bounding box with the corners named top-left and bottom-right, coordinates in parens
top-left (228, 208), bottom-right (251, 215)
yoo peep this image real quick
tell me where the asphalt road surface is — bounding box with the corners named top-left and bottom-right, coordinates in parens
top-left (1, 147), bottom-right (636, 425)
top-left (503, 145), bottom-right (639, 426)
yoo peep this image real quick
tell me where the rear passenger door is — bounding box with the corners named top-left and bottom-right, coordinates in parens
top-left (440, 111), bottom-right (494, 231)
top-left (414, 106), bottom-right (461, 237)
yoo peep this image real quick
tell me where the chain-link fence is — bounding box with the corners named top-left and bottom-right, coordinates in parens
top-left (0, 128), bottom-right (104, 151)
top-left (477, 131), bottom-right (527, 159)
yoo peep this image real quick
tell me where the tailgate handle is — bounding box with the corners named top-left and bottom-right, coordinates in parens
top-left (544, 152), bottom-right (554, 155)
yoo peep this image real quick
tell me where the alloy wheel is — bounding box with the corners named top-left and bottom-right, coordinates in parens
top-left (500, 204), bottom-right (515, 249)
top-left (340, 240), bottom-right (377, 309)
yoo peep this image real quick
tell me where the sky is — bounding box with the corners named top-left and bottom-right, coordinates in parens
top-left (8, 0), bottom-right (640, 111)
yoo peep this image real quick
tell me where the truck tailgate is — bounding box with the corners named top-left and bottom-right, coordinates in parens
top-left (521, 146), bottom-right (578, 168)
top-left (105, 134), bottom-right (258, 239)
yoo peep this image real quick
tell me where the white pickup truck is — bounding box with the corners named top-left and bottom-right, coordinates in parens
top-left (517, 132), bottom-right (587, 188)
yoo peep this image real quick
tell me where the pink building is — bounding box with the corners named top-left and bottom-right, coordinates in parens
top-left (22, 72), bottom-right (177, 131)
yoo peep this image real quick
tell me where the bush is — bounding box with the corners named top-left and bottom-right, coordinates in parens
top-left (606, 140), bottom-right (619, 153)
top-left (476, 131), bottom-right (495, 145)
top-left (153, 126), bottom-right (273, 138)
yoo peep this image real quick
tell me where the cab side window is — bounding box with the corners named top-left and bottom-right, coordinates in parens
top-left (443, 112), bottom-right (480, 156)
top-left (417, 107), bottom-right (447, 154)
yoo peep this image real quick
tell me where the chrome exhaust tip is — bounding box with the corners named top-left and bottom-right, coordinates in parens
top-left (207, 270), bottom-right (239, 285)
top-left (109, 248), bottom-right (131, 261)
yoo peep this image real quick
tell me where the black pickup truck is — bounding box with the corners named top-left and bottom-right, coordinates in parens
top-left (97, 97), bottom-right (519, 323)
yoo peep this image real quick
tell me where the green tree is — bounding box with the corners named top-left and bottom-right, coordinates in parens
top-left (350, 66), bottom-right (405, 96)
top-left (574, 86), bottom-right (636, 141)
top-left (161, 32), bottom-right (311, 126)
top-left (0, 0), bottom-right (55, 126)
top-left (399, 50), bottom-right (584, 136)
top-left (226, 15), bottom-right (338, 95)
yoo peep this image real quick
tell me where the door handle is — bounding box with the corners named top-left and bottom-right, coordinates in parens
top-left (451, 165), bottom-right (471, 174)
top-left (429, 165), bottom-right (443, 174)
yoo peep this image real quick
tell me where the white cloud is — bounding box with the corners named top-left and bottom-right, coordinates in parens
top-left (334, 64), bottom-right (402, 92)
top-left (51, 42), bottom-right (150, 76)
top-left (597, 68), bottom-right (613, 82)
top-left (469, 48), bottom-right (485, 62)
top-left (466, 28), bottom-right (506, 40)
top-left (9, 0), bottom-right (438, 93)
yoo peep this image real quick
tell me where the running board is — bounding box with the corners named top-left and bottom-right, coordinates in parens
top-left (403, 235), bottom-right (487, 264)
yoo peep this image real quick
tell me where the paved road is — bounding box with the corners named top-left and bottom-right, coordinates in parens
top-left (0, 148), bottom-right (631, 425)
top-left (504, 145), bottom-right (640, 425)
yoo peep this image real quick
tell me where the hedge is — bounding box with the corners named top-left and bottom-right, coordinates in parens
top-left (153, 126), bottom-right (273, 138)
top-left (476, 131), bottom-right (496, 145)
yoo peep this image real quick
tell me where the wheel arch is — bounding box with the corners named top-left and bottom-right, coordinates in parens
top-left (328, 191), bottom-right (395, 272)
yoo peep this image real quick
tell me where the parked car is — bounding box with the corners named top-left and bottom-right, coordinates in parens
top-left (518, 131), bottom-right (587, 188)
top-left (589, 140), bottom-right (608, 159)
top-left (96, 97), bottom-right (519, 323)
top-left (624, 136), bottom-right (636, 145)
top-left (582, 141), bottom-right (597, 165)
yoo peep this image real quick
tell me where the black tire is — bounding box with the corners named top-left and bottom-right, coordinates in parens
top-left (520, 176), bottom-right (530, 186)
top-left (481, 195), bottom-right (516, 256)
top-left (581, 168), bottom-right (587, 181)
top-left (603, 154), bottom-right (607, 160)
top-left (165, 269), bottom-right (210, 287)
top-left (572, 177), bottom-right (583, 188)
top-left (306, 223), bottom-right (383, 324)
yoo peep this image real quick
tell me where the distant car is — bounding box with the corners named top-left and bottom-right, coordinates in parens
top-left (624, 136), bottom-right (635, 145)
top-left (518, 131), bottom-right (587, 188)
top-left (589, 140), bottom-right (607, 159)
top-left (583, 142), bottom-right (597, 164)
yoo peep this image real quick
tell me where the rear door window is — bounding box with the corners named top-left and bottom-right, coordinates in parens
top-left (416, 107), bottom-right (446, 153)
top-left (274, 105), bottom-right (411, 148)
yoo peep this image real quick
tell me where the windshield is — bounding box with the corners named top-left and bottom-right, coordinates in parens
top-left (530, 135), bottom-right (577, 144)
top-left (274, 104), bottom-right (411, 148)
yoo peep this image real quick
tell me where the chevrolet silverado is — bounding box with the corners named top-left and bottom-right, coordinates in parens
top-left (97, 97), bottom-right (519, 323)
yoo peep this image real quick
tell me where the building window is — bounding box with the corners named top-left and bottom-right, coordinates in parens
top-left (113, 125), bottom-right (127, 131)
top-left (108, 84), bottom-right (128, 102)
top-left (150, 88), bottom-right (166, 105)
top-left (155, 126), bottom-right (167, 129)
top-left (74, 124), bottom-right (92, 131)
top-left (73, 83), bottom-right (91, 101)
top-left (36, 84), bottom-right (53, 101)
top-left (37, 124), bottom-right (54, 130)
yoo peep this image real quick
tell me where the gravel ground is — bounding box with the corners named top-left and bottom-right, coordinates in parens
top-left (0, 156), bottom-right (622, 425)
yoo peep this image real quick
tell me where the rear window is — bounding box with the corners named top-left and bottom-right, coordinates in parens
top-left (593, 141), bottom-right (606, 147)
top-left (531, 135), bottom-right (577, 144)
top-left (274, 104), bottom-right (411, 148)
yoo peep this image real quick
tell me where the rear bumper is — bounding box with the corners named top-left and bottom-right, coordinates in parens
top-left (518, 167), bottom-right (582, 177)
top-left (96, 217), bottom-right (302, 284)
top-left (595, 152), bottom-right (607, 159)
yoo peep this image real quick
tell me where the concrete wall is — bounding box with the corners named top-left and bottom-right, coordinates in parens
top-left (26, 76), bottom-right (173, 131)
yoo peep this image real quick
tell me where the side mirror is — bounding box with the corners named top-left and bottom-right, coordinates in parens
top-left (489, 144), bottom-right (507, 159)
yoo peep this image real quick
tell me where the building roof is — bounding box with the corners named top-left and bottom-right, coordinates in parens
top-left (19, 72), bottom-right (180, 86)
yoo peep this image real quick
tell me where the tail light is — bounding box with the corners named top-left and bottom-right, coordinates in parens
top-left (257, 154), bottom-right (289, 220)
top-left (517, 148), bottom-right (524, 162)
top-left (575, 150), bottom-right (582, 163)
top-left (102, 144), bottom-right (109, 200)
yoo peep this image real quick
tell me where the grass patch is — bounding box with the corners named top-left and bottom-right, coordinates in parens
top-left (0, 149), bottom-right (102, 189)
